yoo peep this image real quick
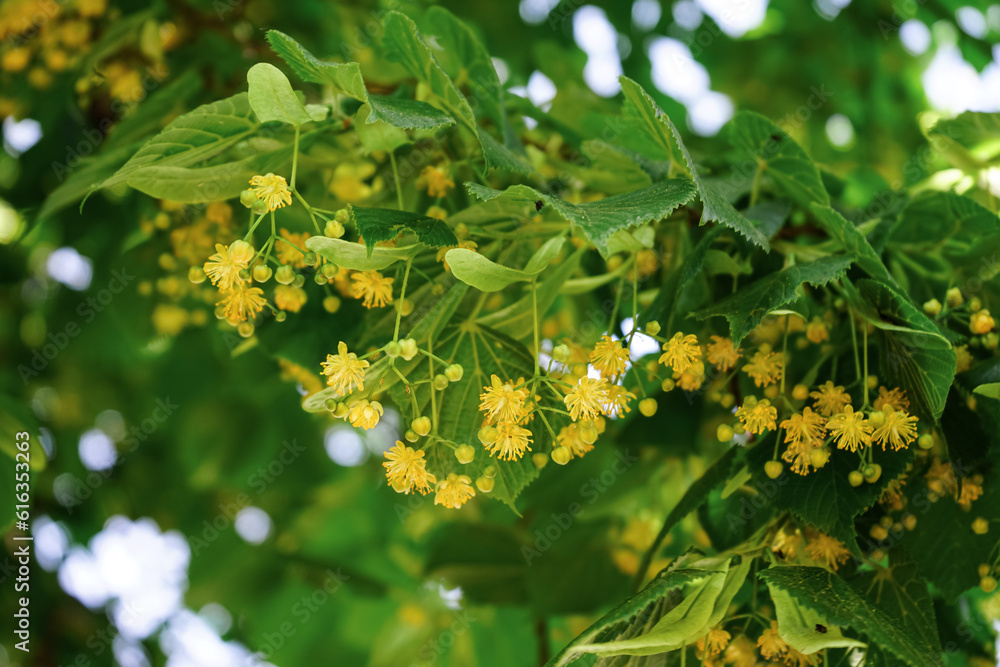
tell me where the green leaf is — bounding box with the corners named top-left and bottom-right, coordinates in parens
top-left (693, 255), bottom-right (855, 344)
top-left (768, 586), bottom-right (865, 653)
top-left (265, 30), bottom-right (367, 100)
top-left (348, 205), bottom-right (458, 255)
top-left (424, 523), bottom-right (529, 605)
top-left (465, 180), bottom-right (696, 256)
top-left (857, 279), bottom-right (956, 421)
top-left (618, 76), bottom-right (770, 249)
top-left (247, 63), bottom-right (314, 126)
top-left (810, 204), bottom-right (892, 283)
top-left (367, 95), bottom-right (455, 130)
top-left (382, 11), bottom-right (529, 174)
top-left (746, 441), bottom-right (913, 556)
top-left (97, 93), bottom-right (259, 193)
top-left (927, 111), bottom-right (1000, 160)
top-left (124, 144), bottom-right (294, 203)
top-left (854, 551), bottom-right (941, 654)
top-left (729, 111), bottom-right (830, 208)
top-left (305, 236), bottom-right (419, 271)
top-left (354, 103), bottom-right (410, 154)
top-left (572, 180), bottom-right (697, 254)
top-left (421, 6), bottom-right (509, 141)
top-left (759, 566), bottom-right (945, 667)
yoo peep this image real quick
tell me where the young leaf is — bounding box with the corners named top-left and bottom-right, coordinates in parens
top-left (693, 255), bottom-right (855, 344)
top-left (445, 249), bottom-right (543, 292)
top-left (759, 566), bottom-right (945, 667)
top-left (619, 76), bottom-right (770, 249)
top-left (367, 95), bottom-right (455, 130)
top-left (247, 63), bottom-right (314, 126)
top-left (729, 111), bottom-right (830, 208)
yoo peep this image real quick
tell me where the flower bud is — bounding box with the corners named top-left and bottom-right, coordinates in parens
top-left (716, 424), bottom-right (734, 442)
top-left (946, 287), bottom-right (963, 307)
top-left (412, 416), bottom-right (431, 437)
top-left (445, 364), bottom-right (464, 382)
top-left (399, 338), bottom-right (418, 361)
top-left (323, 296), bottom-right (341, 313)
top-left (478, 425), bottom-right (497, 445)
top-left (973, 517), bottom-right (989, 535)
top-left (922, 298), bottom-right (942, 317)
top-left (645, 320), bottom-right (661, 336)
top-left (385, 341), bottom-right (402, 358)
top-left (551, 446), bottom-right (572, 465)
top-left (240, 189), bottom-right (258, 208)
top-left (324, 220), bottom-right (345, 238)
top-left (848, 470), bottom-right (864, 487)
top-left (275, 265), bottom-right (296, 285)
top-left (251, 199), bottom-right (268, 216)
top-left (188, 266), bottom-right (207, 284)
top-left (552, 344), bottom-right (570, 363)
top-left (764, 461), bottom-right (783, 479)
top-left (455, 444), bottom-right (475, 464)
top-left (475, 476), bottom-right (494, 492)
top-left (433, 374), bottom-right (449, 390)
top-left (404, 429), bottom-right (419, 443)
top-left (638, 398), bottom-right (658, 417)
top-left (253, 265), bottom-right (272, 283)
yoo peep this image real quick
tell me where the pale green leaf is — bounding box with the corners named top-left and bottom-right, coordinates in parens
top-left (247, 63), bottom-right (314, 126)
top-left (305, 236), bottom-right (419, 271)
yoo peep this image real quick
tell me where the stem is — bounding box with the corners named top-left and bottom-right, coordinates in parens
top-left (861, 325), bottom-right (870, 410)
top-left (290, 125), bottom-right (301, 190)
top-left (393, 259), bottom-right (412, 342)
top-left (390, 151), bottom-right (404, 210)
top-left (532, 280), bottom-right (541, 376)
top-left (244, 211), bottom-right (268, 242)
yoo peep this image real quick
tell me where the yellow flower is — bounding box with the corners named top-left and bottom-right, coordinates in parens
top-left (827, 405), bottom-right (871, 452)
top-left (873, 386), bottom-right (909, 412)
top-left (383, 441), bottom-right (436, 494)
top-left (203, 240), bottom-right (254, 290)
top-left (871, 407), bottom-right (918, 451)
top-left (780, 407), bottom-right (827, 446)
top-left (742, 350), bottom-right (783, 387)
top-left (564, 376), bottom-right (609, 421)
top-left (434, 473), bottom-right (476, 509)
top-left (736, 397), bottom-right (777, 434)
top-left (785, 646), bottom-right (819, 667)
top-left (971, 309), bottom-right (995, 335)
top-left (486, 422), bottom-right (533, 461)
top-left (351, 270), bottom-right (394, 308)
top-left (275, 229), bottom-right (312, 268)
top-left (955, 345), bottom-right (973, 373)
top-left (724, 635), bottom-right (758, 667)
top-left (603, 384), bottom-right (635, 417)
top-left (274, 285), bottom-right (307, 312)
top-left (417, 165), bottom-right (455, 198)
top-left (756, 621), bottom-right (788, 660)
top-left (151, 304), bottom-right (189, 336)
top-left (321, 342), bottom-right (369, 395)
top-left (330, 162), bottom-right (377, 202)
top-left (696, 626), bottom-right (731, 656)
top-left (479, 375), bottom-right (531, 425)
top-left (556, 423), bottom-right (593, 458)
top-left (348, 399), bottom-right (383, 430)
top-left (249, 173), bottom-right (292, 211)
top-left (673, 360), bottom-right (707, 392)
top-left (205, 201), bottom-right (233, 225)
top-left (590, 335), bottom-right (630, 378)
top-left (805, 317), bottom-right (828, 343)
top-left (218, 283), bottom-right (266, 323)
top-left (706, 335), bottom-right (741, 371)
top-left (658, 332), bottom-right (701, 374)
top-left (810, 381), bottom-right (851, 417)
top-left (805, 532), bottom-right (851, 570)
top-left (958, 478), bottom-right (983, 509)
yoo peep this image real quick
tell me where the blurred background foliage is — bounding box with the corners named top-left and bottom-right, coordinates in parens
top-left (1, 0), bottom-right (999, 665)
